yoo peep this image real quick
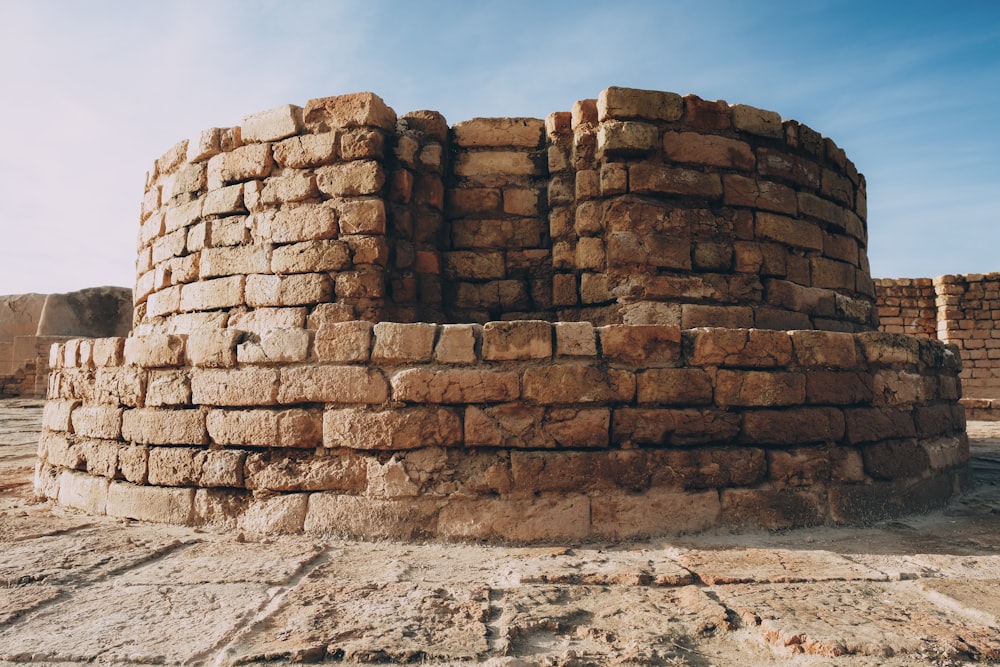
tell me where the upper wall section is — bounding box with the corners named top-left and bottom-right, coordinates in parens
top-left (135, 87), bottom-right (874, 334)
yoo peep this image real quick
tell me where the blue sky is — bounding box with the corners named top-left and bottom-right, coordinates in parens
top-left (0, 0), bottom-right (997, 294)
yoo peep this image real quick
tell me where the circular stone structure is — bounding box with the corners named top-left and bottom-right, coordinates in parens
top-left (35, 87), bottom-right (970, 541)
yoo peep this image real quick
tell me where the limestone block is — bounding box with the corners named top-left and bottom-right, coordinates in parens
top-left (148, 447), bottom-right (244, 487)
top-left (502, 187), bottom-right (541, 216)
top-left (437, 495), bottom-right (590, 542)
top-left (372, 322), bottom-right (437, 362)
top-left (553, 321), bottom-right (596, 357)
top-left (731, 104), bottom-right (783, 138)
top-left (597, 325), bottom-right (680, 367)
top-left (260, 172), bottom-right (316, 204)
top-left (446, 188), bottom-right (500, 216)
top-left (451, 218), bottom-right (547, 250)
top-left (756, 147), bottom-right (820, 188)
top-left (38, 432), bottom-right (84, 469)
top-left (179, 275), bottom-right (245, 312)
top-left (271, 240), bottom-right (350, 275)
top-left (453, 151), bottom-right (539, 178)
top-left (591, 488), bottom-right (721, 539)
top-left (856, 332), bottom-right (922, 366)
top-left (58, 470), bottom-right (109, 515)
top-left (41, 399), bottom-right (79, 432)
top-left (597, 86), bottom-right (683, 122)
top-left (245, 273), bottom-right (332, 307)
top-left (106, 481), bottom-right (194, 524)
top-left (303, 92), bottom-right (396, 131)
top-left (202, 184), bottom-right (246, 217)
top-left (805, 371), bottom-right (874, 406)
top-left (720, 487), bottom-right (825, 530)
top-left (207, 143), bottom-right (273, 189)
top-left (145, 370), bottom-right (191, 407)
top-left (71, 405), bottom-right (123, 440)
top-left (228, 307), bottom-right (307, 335)
top-left (94, 367), bottom-right (146, 407)
top-left (686, 328), bottom-right (793, 368)
top-left (714, 370), bottom-right (805, 407)
top-left (208, 217), bottom-right (250, 247)
top-left (723, 176), bottom-right (797, 215)
top-left (920, 435), bottom-right (969, 471)
top-left (117, 444), bottom-right (149, 483)
top-left (323, 407), bottom-right (462, 449)
top-left (742, 407), bottom-right (846, 445)
top-left (252, 202), bottom-right (338, 243)
top-left (186, 329), bottom-right (240, 368)
top-left (444, 251), bottom-right (505, 281)
top-left (790, 330), bottom-right (858, 368)
top-left (481, 321), bottom-right (551, 360)
top-left (452, 118), bottom-right (544, 148)
top-left (335, 199), bottom-right (386, 234)
top-left (241, 104), bottom-right (303, 143)
top-left (199, 244), bottom-right (271, 278)
top-left (523, 366), bottom-right (634, 404)
top-left (186, 126), bottom-right (241, 163)
top-left (345, 235), bottom-right (389, 267)
top-left (434, 324), bottom-right (477, 364)
top-left (391, 368), bottom-right (519, 403)
top-left (822, 168), bottom-right (855, 207)
top-left (236, 327), bottom-right (312, 364)
top-left (278, 366), bottom-right (388, 404)
top-left (124, 333), bottom-right (185, 368)
top-left (636, 368), bottom-right (713, 405)
top-left (596, 121), bottom-right (658, 156)
top-left (244, 449), bottom-right (367, 492)
top-left (190, 367), bottom-right (279, 406)
top-left (314, 321), bottom-right (373, 362)
top-left (303, 494), bottom-right (439, 540)
top-left (164, 199), bottom-right (203, 234)
top-left (151, 228), bottom-right (187, 264)
top-left (662, 131), bottom-right (755, 171)
top-left (122, 408), bottom-right (208, 445)
top-left (629, 164), bottom-right (722, 198)
top-left (340, 128), bottom-right (385, 160)
top-left (207, 408), bottom-right (321, 448)
top-left (273, 132), bottom-right (338, 168)
top-left (78, 439), bottom-right (119, 478)
top-left (145, 286), bottom-right (181, 319)
top-left (844, 407), bottom-right (917, 444)
top-left (315, 161), bottom-right (385, 197)
top-left (798, 191), bottom-right (845, 227)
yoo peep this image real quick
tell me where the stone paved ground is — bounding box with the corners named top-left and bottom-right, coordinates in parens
top-left (2, 398), bottom-right (1000, 666)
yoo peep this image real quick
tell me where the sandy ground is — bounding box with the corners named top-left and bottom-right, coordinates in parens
top-left (2, 398), bottom-right (1000, 666)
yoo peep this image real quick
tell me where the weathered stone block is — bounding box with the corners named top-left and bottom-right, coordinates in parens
top-left (434, 324), bottom-right (477, 364)
top-left (791, 330), bottom-right (858, 368)
top-left (686, 328), bottom-right (793, 368)
top-left (437, 496), bottom-right (590, 542)
top-left (662, 131), bottom-right (755, 170)
top-left (273, 132), bottom-right (338, 168)
top-left (452, 118), bottom-right (544, 148)
top-left (124, 334), bottom-right (185, 368)
top-left (721, 488), bottom-right (826, 530)
top-left (597, 86), bottom-right (683, 122)
top-left (145, 370), bottom-right (191, 407)
top-left (185, 329), bottom-right (240, 368)
top-left (253, 202), bottom-right (338, 244)
top-left (179, 275), bottom-right (245, 312)
top-left (316, 161), bottom-right (385, 197)
top-left (244, 449), bottom-right (366, 492)
top-left (278, 366), bottom-right (388, 404)
top-left (391, 368), bottom-right (519, 403)
top-left (323, 407), bottom-right (462, 449)
top-left (731, 104), bottom-right (783, 138)
top-left (636, 368), bottom-right (713, 405)
top-left (121, 408), bottom-right (207, 445)
top-left (742, 407), bottom-right (846, 445)
top-left (482, 321), bottom-right (551, 360)
top-left (107, 481), bottom-right (194, 524)
top-left (629, 164), bottom-right (722, 198)
top-left (591, 488), bottom-right (720, 539)
top-left (714, 370), bottom-right (805, 407)
top-left (372, 322), bottom-right (437, 362)
top-left (241, 104), bottom-right (303, 143)
top-left (313, 321), bottom-right (373, 363)
top-left (303, 92), bottom-right (396, 131)
top-left (236, 327), bottom-right (312, 364)
top-left (58, 470), bottom-right (109, 515)
top-left (597, 121), bottom-right (658, 156)
top-left (199, 245), bottom-right (271, 278)
top-left (336, 197), bottom-right (386, 235)
top-left (42, 399), bottom-right (80, 433)
top-left (191, 367), bottom-right (279, 406)
top-left (523, 366), bottom-right (634, 404)
top-left (245, 273), bottom-right (332, 307)
top-left (71, 405), bottom-right (123, 440)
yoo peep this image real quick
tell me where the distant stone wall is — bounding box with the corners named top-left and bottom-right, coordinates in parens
top-left (0, 288), bottom-right (132, 397)
top-left (37, 325), bottom-right (967, 540)
top-left (873, 278), bottom-right (937, 339)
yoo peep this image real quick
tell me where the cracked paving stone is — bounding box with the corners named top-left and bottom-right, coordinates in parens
top-left (905, 553), bottom-right (1000, 578)
top-left (223, 578), bottom-right (490, 664)
top-left (0, 582), bottom-right (271, 664)
top-left (672, 547), bottom-right (888, 584)
top-left (918, 578), bottom-right (1000, 624)
top-left (117, 536), bottom-right (324, 585)
top-left (0, 527), bottom-right (186, 586)
top-left (508, 546), bottom-right (695, 587)
top-left (497, 584), bottom-right (731, 663)
top-left (0, 584), bottom-right (62, 626)
top-left (713, 580), bottom-right (1000, 661)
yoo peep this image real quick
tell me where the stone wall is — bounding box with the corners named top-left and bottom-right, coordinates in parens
top-left (875, 274), bottom-right (1000, 417)
top-left (0, 288), bottom-right (132, 397)
top-left (132, 87), bottom-right (874, 334)
top-left (37, 324), bottom-right (967, 540)
top-left (35, 87), bottom-right (969, 540)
